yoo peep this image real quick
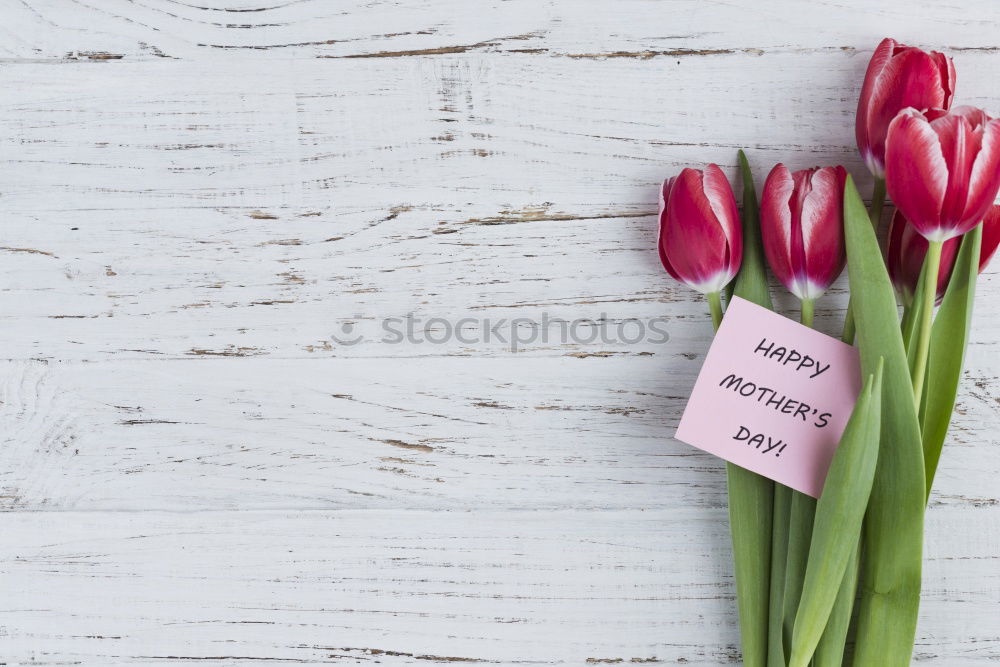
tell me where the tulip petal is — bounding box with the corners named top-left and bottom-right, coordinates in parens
top-left (798, 166), bottom-right (848, 297)
top-left (703, 163), bottom-right (743, 279)
top-left (760, 164), bottom-right (797, 294)
top-left (856, 38), bottom-right (896, 173)
top-left (886, 109), bottom-right (947, 239)
top-left (657, 178), bottom-right (682, 282)
top-left (962, 119), bottom-right (1000, 234)
top-left (932, 50), bottom-right (957, 108)
top-left (789, 169), bottom-right (814, 286)
top-left (979, 205), bottom-right (1000, 272)
top-left (947, 105), bottom-right (990, 127)
top-left (930, 112), bottom-right (975, 234)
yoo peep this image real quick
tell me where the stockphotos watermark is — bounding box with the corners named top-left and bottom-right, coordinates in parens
top-left (330, 313), bottom-right (671, 352)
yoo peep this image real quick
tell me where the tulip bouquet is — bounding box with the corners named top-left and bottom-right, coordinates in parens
top-left (659, 38), bottom-right (1000, 666)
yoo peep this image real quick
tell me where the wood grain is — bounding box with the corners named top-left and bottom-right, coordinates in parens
top-left (4, 1), bottom-right (1000, 62)
top-left (0, 355), bottom-right (998, 514)
top-left (1, 508), bottom-right (997, 665)
top-left (2, 0), bottom-right (1000, 664)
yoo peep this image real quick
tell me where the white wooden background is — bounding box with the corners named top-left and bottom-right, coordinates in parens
top-left (1, 1), bottom-right (999, 665)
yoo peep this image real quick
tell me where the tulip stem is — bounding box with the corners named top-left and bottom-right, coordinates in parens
top-left (911, 240), bottom-right (943, 407)
top-left (707, 291), bottom-right (724, 331)
top-left (800, 298), bottom-right (815, 328)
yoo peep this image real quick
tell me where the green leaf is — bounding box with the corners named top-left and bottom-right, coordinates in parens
top-left (733, 151), bottom-right (773, 310)
top-left (782, 491), bottom-right (815, 658)
top-left (789, 362), bottom-right (883, 667)
top-left (726, 150), bottom-right (774, 667)
top-left (726, 464), bottom-right (776, 667)
top-left (842, 176), bottom-right (924, 666)
top-left (922, 225), bottom-right (981, 496)
top-left (767, 485), bottom-right (791, 667)
top-left (812, 541), bottom-right (860, 667)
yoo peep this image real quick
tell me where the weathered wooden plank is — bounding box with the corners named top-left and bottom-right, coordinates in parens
top-left (0, 356), bottom-right (996, 512)
top-left (3, 0), bottom-right (1000, 61)
top-left (0, 508), bottom-right (996, 665)
top-left (3, 52), bottom-right (878, 213)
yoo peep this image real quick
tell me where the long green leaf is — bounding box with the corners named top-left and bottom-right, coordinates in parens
top-left (725, 150), bottom-right (774, 667)
top-left (842, 176), bottom-right (924, 666)
top-left (733, 151), bottom-right (772, 309)
top-left (782, 492), bottom-right (815, 657)
top-left (789, 362), bottom-right (883, 667)
top-left (767, 485), bottom-right (790, 667)
top-left (813, 541), bottom-right (860, 667)
top-left (922, 225), bottom-right (981, 496)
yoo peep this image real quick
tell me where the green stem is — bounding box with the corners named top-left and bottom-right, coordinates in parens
top-left (708, 291), bottom-right (724, 331)
top-left (911, 241), bottom-right (943, 407)
top-left (840, 178), bottom-right (885, 345)
top-left (800, 298), bottom-right (815, 328)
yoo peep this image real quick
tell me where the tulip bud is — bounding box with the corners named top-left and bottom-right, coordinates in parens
top-left (658, 165), bottom-right (742, 294)
top-left (856, 37), bottom-right (956, 178)
top-left (759, 164), bottom-right (848, 300)
top-left (885, 106), bottom-right (1000, 242)
top-left (887, 205), bottom-right (1000, 306)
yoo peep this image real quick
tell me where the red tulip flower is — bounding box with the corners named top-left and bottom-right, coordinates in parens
top-left (888, 205), bottom-right (1000, 306)
top-left (856, 38), bottom-right (955, 178)
top-left (887, 208), bottom-right (960, 306)
top-left (759, 164), bottom-right (848, 302)
top-left (658, 165), bottom-right (742, 296)
top-left (887, 106), bottom-right (1000, 404)
top-left (885, 106), bottom-right (1000, 242)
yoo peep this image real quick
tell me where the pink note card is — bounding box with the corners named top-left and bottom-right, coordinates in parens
top-left (675, 296), bottom-right (862, 497)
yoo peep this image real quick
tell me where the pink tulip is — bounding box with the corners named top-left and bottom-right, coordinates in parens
top-left (759, 164), bottom-right (848, 300)
top-left (658, 165), bottom-right (742, 294)
top-left (887, 205), bottom-right (1000, 305)
top-left (887, 208), bottom-right (960, 306)
top-left (885, 106), bottom-right (1000, 242)
top-left (856, 38), bottom-right (956, 178)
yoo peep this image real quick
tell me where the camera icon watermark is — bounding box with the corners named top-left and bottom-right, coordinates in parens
top-left (330, 318), bottom-right (365, 346)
